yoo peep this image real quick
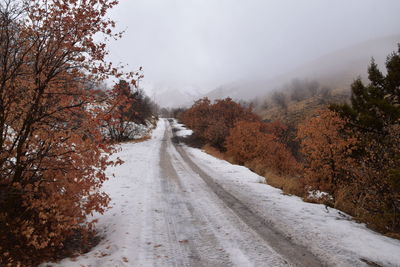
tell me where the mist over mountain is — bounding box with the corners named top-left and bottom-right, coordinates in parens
top-left (106, 0), bottom-right (400, 108)
top-left (141, 82), bottom-right (207, 108)
top-left (154, 86), bottom-right (206, 108)
top-left (204, 35), bottom-right (400, 103)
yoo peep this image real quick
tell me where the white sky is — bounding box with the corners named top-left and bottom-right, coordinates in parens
top-left (106, 0), bottom-right (400, 95)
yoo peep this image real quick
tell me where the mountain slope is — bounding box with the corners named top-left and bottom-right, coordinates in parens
top-left (205, 35), bottom-right (400, 102)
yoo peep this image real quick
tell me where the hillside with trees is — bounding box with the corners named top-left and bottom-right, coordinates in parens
top-left (179, 45), bottom-right (400, 238)
top-left (205, 35), bottom-right (400, 104)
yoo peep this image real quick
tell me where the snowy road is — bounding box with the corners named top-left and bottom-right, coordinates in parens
top-left (48, 119), bottom-right (400, 267)
top-left (158, 120), bottom-right (320, 266)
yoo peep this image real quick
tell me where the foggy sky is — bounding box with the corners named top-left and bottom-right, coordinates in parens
top-left (106, 0), bottom-right (400, 97)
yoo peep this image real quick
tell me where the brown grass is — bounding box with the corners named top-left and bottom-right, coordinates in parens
top-left (259, 169), bottom-right (304, 197)
top-left (333, 186), bottom-right (358, 214)
top-left (242, 160), bottom-right (304, 197)
top-left (265, 173), bottom-right (304, 197)
top-left (201, 144), bottom-right (236, 164)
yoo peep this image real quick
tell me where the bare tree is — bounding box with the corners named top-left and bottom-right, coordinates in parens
top-left (272, 92), bottom-right (288, 110)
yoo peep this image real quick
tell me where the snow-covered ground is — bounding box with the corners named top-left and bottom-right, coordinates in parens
top-left (172, 121), bottom-right (193, 137)
top-left (185, 147), bottom-right (400, 266)
top-left (43, 119), bottom-right (400, 267)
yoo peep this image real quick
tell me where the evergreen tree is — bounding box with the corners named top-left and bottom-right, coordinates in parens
top-left (331, 45), bottom-right (400, 135)
top-left (330, 45), bottom-right (400, 233)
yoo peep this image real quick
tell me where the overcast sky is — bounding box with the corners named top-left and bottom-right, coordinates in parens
top-left (106, 0), bottom-right (400, 96)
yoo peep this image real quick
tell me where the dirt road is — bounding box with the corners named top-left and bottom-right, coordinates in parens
top-left (156, 119), bottom-right (322, 266)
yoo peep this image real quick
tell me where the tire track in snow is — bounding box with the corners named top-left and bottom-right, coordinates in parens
top-left (168, 120), bottom-right (324, 267)
top-left (158, 120), bottom-right (203, 266)
top-left (160, 120), bottom-right (264, 266)
top-left (160, 120), bottom-right (237, 266)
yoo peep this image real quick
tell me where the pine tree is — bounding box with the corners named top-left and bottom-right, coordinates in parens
top-left (330, 45), bottom-right (400, 233)
top-left (331, 45), bottom-right (400, 134)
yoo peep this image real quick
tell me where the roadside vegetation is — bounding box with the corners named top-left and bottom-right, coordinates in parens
top-left (0, 0), bottom-right (157, 265)
top-left (178, 45), bottom-right (400, 238)
top-left (97, 79), bottom-right (158, 143)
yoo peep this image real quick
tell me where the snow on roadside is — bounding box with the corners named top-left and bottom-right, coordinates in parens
top-left (183, 140), bottom-right (400, 267)
top-left (172, 120), bottom-right (193, 137)
top-left (41, 119), bottom-right (166, 267)
top-left (43, 119), bottom-right (400, 267)
top-left (171, 120), bottom-right (400, 266)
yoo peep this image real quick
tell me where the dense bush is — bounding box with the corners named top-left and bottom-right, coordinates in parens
top-left (181, 98), bottom-right (301, 177)
top-left (298, 45), bottom-right (400, 234)
top-left (180, 98), bottom-right (258, 150)
top-left (225, 121), bottom-right (267, 164)
top-left (180, 48), bottom-right (400, 236)
top-left (0, 0), bottom-right (135, 265)
top-left (180, 98), bottom-right (212, 141)
top-left (348, 125), bottom-right (400, 233)
top-left (297, 109), bottom-right (357, 197)
top-left (226, 121), bottom-right (301, 176)
top-left (99, 79), bottom-right (157, 142)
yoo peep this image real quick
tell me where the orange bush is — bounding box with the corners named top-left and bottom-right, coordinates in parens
top-left (225, 121), bottom-right (266, 164)
top-left (205, 98), bottom-right (259, 149)
top-left (101, 80), bottom-right (142, 142)
top-left (297, 109), bottom-right (357, 197)
top-left (180, 98), bottom-right (212, 139)
top-left (180, 98), bottom-right (258, 150)
top-left (0, 0), bottom-right (134, 265)
top-left (181, 98), bottom-right (300, 176)
top-left (226, 121), bottom-right (301, 176)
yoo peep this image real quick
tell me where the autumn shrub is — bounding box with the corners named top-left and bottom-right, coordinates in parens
top-left (204, 98), bottom-right (259, 149)
top-left (98, 79), bottom-right (158, 142)
top-left (225, 121), bottom-right (266, 164)
top-left (180, 97), bottom-right (258, 150)
top-left (297, 109), bottom-right (357, 199)
top-left (0, 0), bottom-right (136, 265)
top-left (226, 121), bottom-right (301, 176)
top-left (100, 80), bottom-right (144, 142)
top-left (181, 98), bottom-right (302, 192)
top-left (299, 109), bottom-right (400, 233)
top-left (180, 98), bottom-right (212, 140)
